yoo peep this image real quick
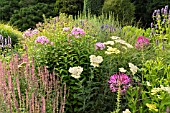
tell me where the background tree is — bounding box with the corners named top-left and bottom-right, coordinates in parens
top-left (102, 0), bottom-right (135, 25)
top-left (10, 3), bottom-right (57, 31)
top-left (55, 0), bottom-right (84, 16)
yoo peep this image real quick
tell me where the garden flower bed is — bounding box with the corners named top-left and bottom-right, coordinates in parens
top-left (0, 6), bottom-right (170, 113)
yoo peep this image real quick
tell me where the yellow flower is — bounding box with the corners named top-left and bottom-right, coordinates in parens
top-left (128, 63), bottom-right (138, 75)
top-left (105, 46), bottom-right (120, 55)
top-left (69, 66), bottom-right (83, 79)
top-left (146, 103), bottom-right (158, 112)
top-left (90, 55), bottom-right (103, 67)
top-left (119, 67), bottom-right (127, 73)
top-left (123, 109), bottom-right (131, 113)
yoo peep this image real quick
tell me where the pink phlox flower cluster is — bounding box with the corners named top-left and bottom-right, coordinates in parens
top-left (23, 28), bottom-right (39, 38)
top-left (35, 36), bottom-right (50, 44)
top-left (135, 36), bottom-right (149, 49)
top-left (95, 42), bottom-right (105, 50)
top-left (67, 27), bottom-right (85, 38)
top-left (108, 73), bottom-right (130, 93)
top-left (63, 27), bottom-right (70, 32)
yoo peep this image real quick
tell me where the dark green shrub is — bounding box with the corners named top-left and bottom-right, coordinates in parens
top-left (10, 3), bottom-right (57, 31)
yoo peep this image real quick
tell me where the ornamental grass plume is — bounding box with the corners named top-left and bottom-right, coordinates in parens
top-left (108, 73), bottom-right (130, 93)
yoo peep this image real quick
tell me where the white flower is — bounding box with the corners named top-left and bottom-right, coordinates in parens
top-left (105, 46), bottom-right (120, 55)
top-left (119, 67), bottom-right (127, 73)
top-left (160, 85), bottom-right (170, 94)
top-left (90, 55), bottom-right (103, 67)
top-left (128, 63), bottom-right (138, 75)
top-left (115, 39), bottom-right (133, 48)
top-left (103, 41), bottom-right (115, 45)
top-left (146, 81), bottom-right (151, 86)
top-left (69, 66), bottom-right (83, 79)
top-left (123, 109), bottom-right (131, 113)
top-left (151, 87), bottom-right (162, 95)
top-left (110, 36), bottom-right (120, 40)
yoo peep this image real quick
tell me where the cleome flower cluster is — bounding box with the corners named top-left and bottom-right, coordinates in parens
top-left (108, 73), bottom-right (130, 93)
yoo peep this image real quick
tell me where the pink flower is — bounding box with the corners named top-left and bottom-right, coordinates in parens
top-left (35, 36), bottom-right (49, 44)
top-left (63, 27), bottom-right (70, 32)
top-left (23, 28), bottom-right (39, 38)
top-left (95, 42), bottom-right (105, 50)
top-left (135, 36), bottom-right (149, 49)
top-left (108, 73), bottom-right (130, 93)
top-left (71, 27), bottom-right (86, 36)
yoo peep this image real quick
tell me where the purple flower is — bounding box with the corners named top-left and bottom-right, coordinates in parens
top-left (95, 42), bottom-right (105, 50)
top-left (108, 73), bottom-right (130, 93)
top-left (35, 36), bottom-right (49, 44)
top-left (135, 36), bottom-right (150, 49)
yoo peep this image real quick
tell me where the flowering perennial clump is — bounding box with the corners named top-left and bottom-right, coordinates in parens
top-left (95, 42), bottom-right (105, 50)
top-left (135, 36), bottom-right (149, 49)
top-left (108, 73), bottom-right (130, 93)
top-left (35, 36), bottom-right (49, 44)
top-left (23, 28), bottom-right (38, 38)
top-left (69, 66), bottom-right (83, 79)
top-left (89, 55), bottom-right (103, 67)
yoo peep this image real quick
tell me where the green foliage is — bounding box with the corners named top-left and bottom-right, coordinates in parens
top-left (0, 0), bottom-right (20, 21)
top-left (9, 3), bottom-right (57, 31)
top-left (86, 0), bottom-right (104, 15)
top-left (55, 0), bottom-right (84, 16)
top-left (0, 23), bottom-right (22, 46)
top-left (102, 0), bottom-right (135, 25)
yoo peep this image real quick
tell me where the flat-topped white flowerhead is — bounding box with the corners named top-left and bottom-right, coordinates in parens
top-left (90, 55), bottom-right (103, 67)
top-left (128, 63), bottom-right (138, 75)
top-left (69, 66), bottom-right (83, 79)
top-left (123, 109), bottom-right (131, 113)
top-left (103, 41), bottom-right (115, 45)
top-left (119, 67), bottom-right (127, 73)
top-left (105, 46), bottom-right (120, 55)
top-left (110, 36), bottom-right (120, 40)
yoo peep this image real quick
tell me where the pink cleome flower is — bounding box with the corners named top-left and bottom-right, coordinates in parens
top-left (35, 36), bottom-right (49, 44)
top-left (95, 42), bottom-right (105, 50)
top-left (108, 73), bottom-right (130, 93)
top-left (135, 36), bottom-right (149, 49)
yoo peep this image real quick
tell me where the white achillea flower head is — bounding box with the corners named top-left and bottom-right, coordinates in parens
top-left (103, 41), bottom-right (115, 45)
top-left (119, 67), bottom-right (127, 73)
top-left (110, 36), bottom-right (120, 40)
top-left (90, 55), bottom-right (103, 67)
top-left (123, 109), bottom-right (131, 113)
top-left (105, 46), bottom-right (120, 54)
top-left (69, 66), bottom-right (83, 79)
top-left (128, 63), bottom-right (138, 75)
